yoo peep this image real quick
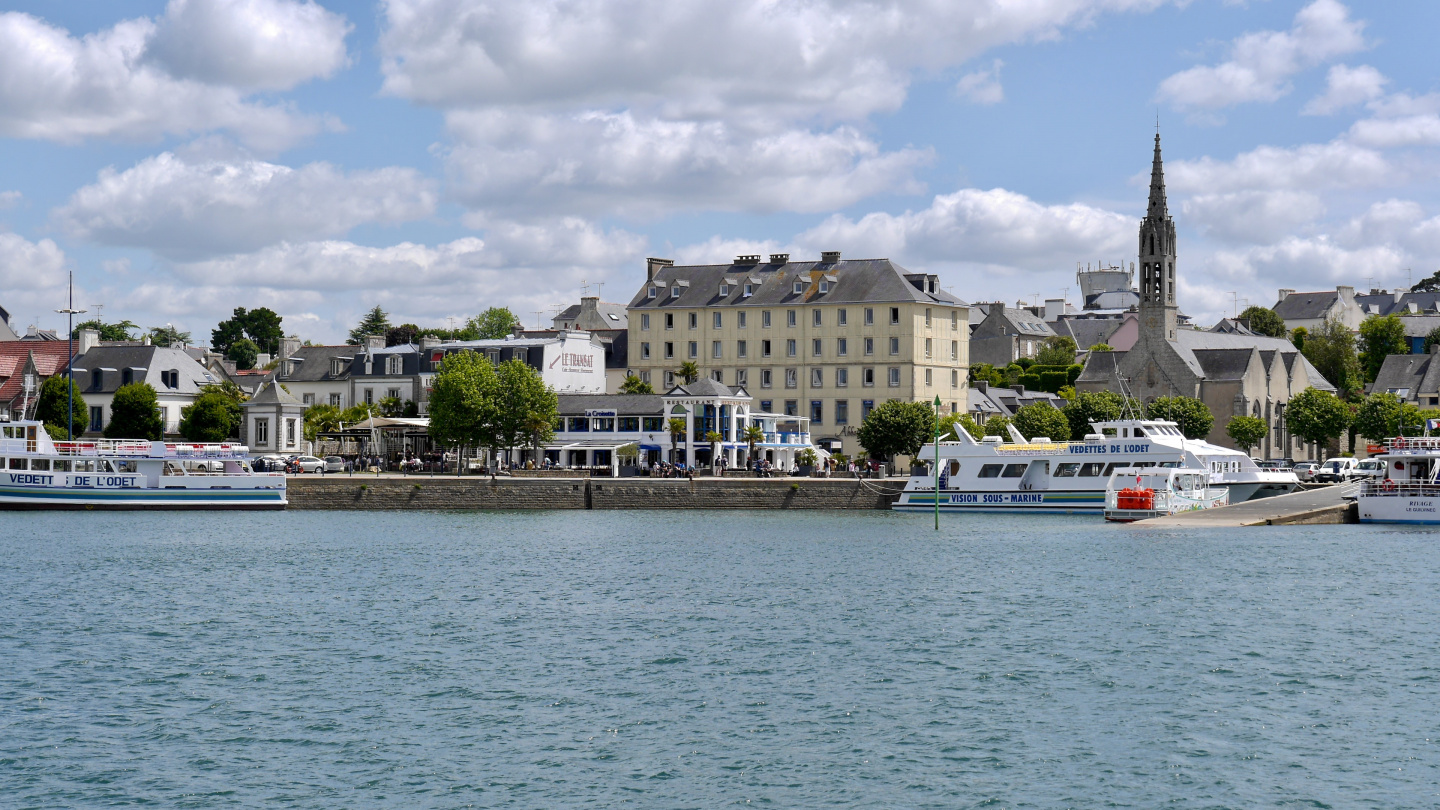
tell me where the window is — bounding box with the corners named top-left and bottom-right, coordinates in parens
top-left (486, 350), bottom-right (501, 365)
top-left (711, 370), bottom-right (723, 383)
top-left (865, 307), bottom-right (874, 325)
top-left (255, 418), bottom-right (269, 446)
top-left (760, 400), bottom-right (772, 413)
top-left (1079, 463), bottom-right (1105, 477)
top-left (810, 400), bottom-right (823, 423)
top-left (744, 283), bottom-right (754, 297)
top-left (835, 400), bottom-right (849, 424)
top-left (736, 369), bottom-right (748, 387)
top-left (302, 393), bottom-right (315, 405)
top-left (762, 339), bottom-right (772, 357)
top-left (647, 286), bottom-right (657, 299)
top-left (863, 368), bottom-right (875, 387)
top-left (160, 369), bottom-right (179, 389)
top-left (812, 339), bottom-right (822, 357)
top-left (329, 393), bottom-right (342, 406)
top-left (387, 388), bottom-right (401, 400)
top-left (763, 310), bottom-right (772, 328)
top-left (978, 464), bottom-right (1003, 479)
top-left (364, 389), bottom-right (374, 404)
top-left (925, 307), bottom-right (931, 326)
top-left (951, 310), bottom-right (959, 330)
top-left (286, 418), bottom-right (296, 446)
top-left (784, 400), bottom-right (798, 416)
top-left (332, 359), bottom-right (348, 376)
top-left (688, 341), bottom-right (698, 358)
top-left (665, 313), bottom-right (674, 330)
top-left (925, 338), bottom-right (932, 358)
top-left (712, 341), bottom-right (722, 359)
top-left (738, 311), bottom-right (747, 328)
top-left (889, 337), bottom-right (900, 355)
top-left (664, 342), bottom-right (674, 359)
top-left (619, 416), bottom-right (640, 431)
top-left (811, 368), bottom-right (823, 387)
top-left (861, 399), bottom-right (874, 421)
top-left (761, 369), bottom-right (773, 388)
top-left (837, 368), bottom-right (848, 387)
top-left (640, 371), bottom-right (651, 384)
top-left (1055, 463), bottom-right (1080, 478)
top-left (888, 367), bottom-right (900, 387)
top-left (787, 310), bottom-right (797, 327)
top-left (785, 368), bottom-right (798, 388)
top-left (818, 281), bottom-right (829, 294)
top-left (793, 281), bottom-right (805, 295)
top-left (890, 307), bottom-right (900, 324)
top-left (837, 338), bottom-right (847, 356)
top-left (925, 369), bottom-right (932, 386)
top-left (641, 313), bottom-right (650, 330)
top-left (813, 309), bottom-right (822, 327)
top-left (864, 337), bottom-right (874, 356)
top-left (951, 369), bottom-right (959, 388)
top-left (642, 342), bottom-right (651, 359)
top-left (1002, 464), bottom-right (1028, 478)
top-left (387, 356), bottom-right (403, 374)
top-left (719, 283), bottom-right (729, 297)
top-left (951, 340), bottom-right (958, 360)
top-left (8, 457), bottom-right (24, 471)
top-left (642, 417), bottom-right (664, 431)
top-left (713, 312), bottom-right (722, 329)
top-left (786, 339), bottom-right (797, 357)
top-left (689, 312), bottom-right (697, 329)
top-left (737, 340), bottom-right (748, 358)
top-left (836, 308), bottom-right (848, 326)
top-left (671, 286), bottom-right (681, 299)
top-left (568, 417), bottom-right (589, 432)
top-left (664, 371), bottom-right (675, 388)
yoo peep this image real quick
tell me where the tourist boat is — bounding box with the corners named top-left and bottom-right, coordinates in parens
top-left (893, 417), bottom-right (1298, 515)
top-left (1356, 436), bottom-right (1440, 524)
top-left (0, 418), bottom-right (286, 510)
top-left (1102, 467), bottom-right (1229, 522)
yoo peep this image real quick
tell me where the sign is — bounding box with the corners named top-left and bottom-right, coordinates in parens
top-left (550, 352), bottom-right (595, 373)
top-left (584, 409), bottom-right (617, 417)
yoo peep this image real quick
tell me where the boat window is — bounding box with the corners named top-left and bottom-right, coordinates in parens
top-left (7, 458), bottom-right (25, 470)
top-left (74, 460), bottom-right (95, 472)
top-left (115, 460), bottom-right (138, 473)
top-left (1121, 428), bottom-right (1129, 438)
top-left (164, 462), bottom-right (184, 476)
top-left (1134, 461), bottom-right (1156, 468)
top-left (1159, 461), bottom-right (1181, 468)
top-left (95, 460), bottom-right (114, 473)
top-left (30, 459), bottom-right (49, 471)
top-left (1001, 463), bottom-right (1028, 478)
top-left (1054, 462), bottom-right (1080, 477)
top-left (1133, 428), bottom-right (1146, 437)
top-left (52, 459), bottom-right (70, 472)
top-left (1079, 463), bottom-right (1105, 476)
top-left (1102, 428), bottom-right (1117, 437)
top-left (978, 464), bottom-right (1003, 478)
top-left (947, 460), bottom-right (960, 478)
top-left (1103, 462), bottom-right (1125, 476)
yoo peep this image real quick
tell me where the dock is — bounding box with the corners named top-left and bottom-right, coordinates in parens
top-left (1137, 483), bottom-right (1359, 527)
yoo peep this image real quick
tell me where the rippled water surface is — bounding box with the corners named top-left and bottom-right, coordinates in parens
top-left (3, 510), bottom-right (1439, 808)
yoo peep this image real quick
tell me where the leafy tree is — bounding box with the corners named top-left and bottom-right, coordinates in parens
top-left (939, 411), bottom-right (983, 441)
top-left (427, 351), bottom-right (499, 455)
top-left (1358, 314), bottom-right (1408, 383)
top-left (1290, 326), bottom-right (1307, 351)
top-left (1286, 387), bottom-right (1351, 450)
top-left (1016, 357), bottom-right (1036, 371)
top-left (226, 338), bottom-right (259, 370)
top-left (969, 363), bottom-right (1005, 387)
top-left (403, 400), bottom-right (420, 418)
top-left (1412, 268), bottom-right (1440, 293)
top-left (1011, 402), bottom-right (1069, 440)
top-left (1035, 335), bottom-right (1078, 366)
top-left (1238, 305), bottom-right (1286, 338)
top-left (178, 390), bottom-right (242, 442)
top-left (341, 402), bottom-right (380, 423)
top-left (1423, 326), bottom-right (1440, 356)
top-left (147, 325), bottom-right (191, 347)
top-left (1352, 392), bottom-right (1411, 442)
top-left (72, 319), bottom-right (139, 341)
top-left (35, 375), bottom-right (88, 437)
top-left (1144, 395), bottom-right (1214, 440)
top-left (1088, 343), bottom-right (1115, 352)
top-left (386, 324), bottom-right (419, 347)
top-left (1225, 415), bottom-right (1269, 454)
top-left (523, 411), bottom-right (554, 466)
top-left (491, 359), bottom-right (559, 461)
top-left (211, 307), bottom-right (283, 356)
top-left (982, 414), bottom-right (1011, 438)
top-left (104, 382), bottom-right (164, 439)
top-left (378, 395), bottom-right (405, 417)
top-left (1061, 391), bottom-right (1135, 440)
top-left (348, 306), bottom-right (392, 345)
top-left (856, 399), bottom-right (935, 460)
top-left (619, 374), bottom-right (655, 394)
top-left (468, 307), bottom-right (522, 339)
top-left (677, 361), bottom-right (700, 384)
top-left (303, 403), bottom-right (342, 442)
top-left (1302, 318), bottom-right (1363, 398)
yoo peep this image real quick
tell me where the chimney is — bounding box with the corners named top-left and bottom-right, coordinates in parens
top-left (1337, 285), bottom-right (1355, 301)
top-left (769, 253), bottom-right (790, 264)
top-left (735, 254), bottom-right (760, 265)
top-left (419, 334), bottom-right (440, 352)
top-left (820, 250), bottom-right (841, 264)
top-left (511, 324), bottom-right (525, 338)
top-left (975, 380), bottom-right (988, 393)
top-left (77, 328), bottom-right (100, 357)
top-left (279, 334), bottom-right (301, 361)
top-left (646, 257), bottom-right (673, 282)
top-left (364, 335), bottom-right (385, 351)
top-left (142, 334), bottom-right (151, 346)
top-left (1431, 343), bottom-right (1440, 355)
top-left (255, 352), bottom-right (272, 367)
top-left (1277, 289), bottom-right (1294, 302)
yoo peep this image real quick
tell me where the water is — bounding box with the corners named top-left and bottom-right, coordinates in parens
top-left (2, 511), bottom-right (1439, 808)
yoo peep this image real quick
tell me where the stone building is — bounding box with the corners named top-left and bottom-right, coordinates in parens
top-left (967, 303), bottom-right (1056, 366)
top-left (1075, 135), bottom-right (1335, 459)
top-left (1272, 286), bottom-right (1363, 332)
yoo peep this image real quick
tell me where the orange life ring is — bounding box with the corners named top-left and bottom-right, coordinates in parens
top-left (1382, 478), bottom-right (1397, 493)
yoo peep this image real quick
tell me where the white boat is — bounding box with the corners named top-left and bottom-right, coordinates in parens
top-left (1102, 467), bottom-right (1229, 522)
top-left (0, 419), bottom-right (286, 510)
top-left (893, 418), bottom-right (1298, 515)
top-left (1356, 437), bottom-right (1440, 524)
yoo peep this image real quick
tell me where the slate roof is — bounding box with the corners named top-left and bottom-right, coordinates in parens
top-left (1393, 291), bottom-right (1440, 315)
top-left (1371, 353), bottom-right (1440, 400)
top-left (1274, 290), bottom-right (1340, 320)
top-left (664, 378), bottom-right (749, 398)
top-left (557, 393), bottom-right (663, 415)
top-left (1356, 291), bottom-right (1401, 316)
top-left (1076, 330), bottom-right (1336, 392)
top-left (1191, 348), bottom-right (1256, 381)
top-left (554, 301), bottom-right (628, 328)
top-left (247, 380), bottom-right (302, 406)
top-left (271, 345), bottom-right (355, 383)
top-left (70, 345), bottom-right (220, 395)
top-left (628, 258), bottom-right (962, 309)
top-left (1400, 315), bottom-right (1440, 338)
top-left (1053, 317), bottom-right (1121, 350)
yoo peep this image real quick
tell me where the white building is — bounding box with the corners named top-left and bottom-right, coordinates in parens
top-left (69, 332), bottom-right (224, 435)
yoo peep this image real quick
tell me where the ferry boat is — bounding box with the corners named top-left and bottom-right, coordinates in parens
top-left (894, 418), bottom-right (1298, 515)
top-left (1102, 467), bottom-right (1229, 522)
top-left (0, 419), bottom-right (286, 510)
top-left (1356, 436), bottom-right (1440, 524)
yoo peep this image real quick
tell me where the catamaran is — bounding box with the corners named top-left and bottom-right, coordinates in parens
top-left (894, 417), bottom-right (1297, 515)
top-left (0, 418), bottom-right (286, 510)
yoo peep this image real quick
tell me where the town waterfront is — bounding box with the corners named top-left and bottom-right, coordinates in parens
top-left (4, 511), bottom-right (1438, 806)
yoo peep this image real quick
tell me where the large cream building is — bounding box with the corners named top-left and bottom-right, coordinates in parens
top-left (626, 253), bottom-right (969, 457)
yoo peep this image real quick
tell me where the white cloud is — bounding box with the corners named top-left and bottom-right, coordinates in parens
top-left (1182, 190), bottom-right (1326, 244)
top-left (0, 191), bottom-right (20, 210)
top-left (56, 152), bottom-right (436, 260)
top-left (1167, 140), bottom-right (1395, 193)
top-left (956, 60), bottom-right (1005, 105)
top-left (1157, 0), bottom-right (1366, 112)
top-left (150, 0), bottom-right (351, 91)
top-left (0, 233), bottom-right (67, 291)
top-left (1302, 63), bottom-right (1387, 115)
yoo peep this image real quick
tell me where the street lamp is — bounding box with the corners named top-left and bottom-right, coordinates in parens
top-left (54, 271), bottom-right (86, 440)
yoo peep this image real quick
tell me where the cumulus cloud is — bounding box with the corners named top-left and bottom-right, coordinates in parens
top-left (1157, 0), bottom-right (1366, 112)
top-left (56, 152), bottom-right (436, 260)
top-left (1182, 190), bottom-right (1326, 245)
top-left (1302, 63), bottom-right (1387, 115)
top-left (956, 60), bottom-right (1005, 105)
top-left (0, 191), bottom-right (20, 210)
top-left (1166, 140), bottom-right (1396, 193)
top-left (0, 1), bottom-right (349, 149)
top-left (0, 233), bottom-right (67, 291)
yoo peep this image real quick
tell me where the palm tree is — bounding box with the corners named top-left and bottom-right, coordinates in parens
top-left (667, 416), bottom-right (688, 464)
top-left (705, 430), bottom-right (723, 470)
top-left (742, 424), bottom-right (764, 466)
top-left (677, 361), bottom-right (700, 384)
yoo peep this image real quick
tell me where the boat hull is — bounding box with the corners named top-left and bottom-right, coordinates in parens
top-left (0, 485), bottom-right (286, 510)
top-left (894, 490), bottom-right (1106, 514)
top-left (1357, 494), bottom-right (1440, 524)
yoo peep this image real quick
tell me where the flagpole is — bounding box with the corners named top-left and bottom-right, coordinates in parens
top-left (54, 272), bottom-right (86, 440)
top-left (933, 395), bottom-right (941, 531)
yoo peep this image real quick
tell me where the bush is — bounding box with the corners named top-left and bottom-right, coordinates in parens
top-left (1017, 373), bottom-right (1042, 390)
top-left (1038, 371), bottom-right (1068, 393)
top-left (35, 375), bottom-right (88, 435)
top-left (1016, 357), bottom-right (1036, 371)
top-left (1011, 402), bottom-right (1070, 441)
top-left (104, 383), bottom-right (164, 440)
top-left (1066, 364), bottom-right (1084, 385)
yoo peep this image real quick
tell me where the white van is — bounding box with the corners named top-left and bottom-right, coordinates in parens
top-left (1315, 457), bottom-right (1357, 483)
top-left (1354, 458), bottom-right (1387, 481)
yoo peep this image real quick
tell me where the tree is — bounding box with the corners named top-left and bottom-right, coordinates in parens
top-left (35, 375), bottom-right (88, 437)
top-left (468, 307), bottom-right (522, 339)
top-left (72, 319), bottom-right (138, 341)
top-left (939, 411), bottom-right (983, 440)
top-left (378, 396), bottom-right (405, 417)
top-left (1412, 268), bottom-right (1440, 293)
top-left (856, 399), bottom-right (934, 460)
top-left (1011, 402), bottom-right (1069, 440)
top-left (348, 306), bottom-right (392, 345)
top-left (104, 383), bottom-right (164, 439)
top-left (1035, 335), bottom-right (1078, 366)
top-left (1144, 396), bottom-right (1214, 440)
top-left (1286, 387), bottom-right (1351, 451)
top-left (386, 324), bottom-right (419, 347)
top-left (303, 403), bottom-right (342, 442)
top-left (227, 338), bottom-right (259, 370)
top-left (1424, 326), bottom-right (1440, 356)
top-left (1290, 326), bottom-right (1307, 351)
top-left (1061, 391), bottom-right (1135, 440)
top-left (667, 416), bottom-right (688, 462)
top-left (211, 307), bottom-right (283, 356)
top-left (742, 423), bottom-right (764, 461)
top-left (982, 414), bottom-right (1011, 438)
top-left (1302, 318), bottom-right (1363, 398)
top-left (969, 363), bottom-right (1005, 387)
top-left (178, 390), bottom-right (242, 442)
top-left (1088, 343), bottom-right (1115, 353)
top-left (1353, 392), bottom-right (1407, 443)
top-left (1358, 314), bottom-right (1408, 383)
top-left (619, 374), bottom-right (655, 394)
top-left (491, 359), bottom-right (559, 462)
top-left (677, 361), bottom-right (700, 384)
top-left (1225, 416), bottom-right (1269, 454)
top-left (1238, 305), bottom-right (1286, 338)
top-left (523, 411), bottom-right (554, 467)
top-left (427, 351), bottom-right (499, 460)
top-left (147, 325), bottom-right (191, 347)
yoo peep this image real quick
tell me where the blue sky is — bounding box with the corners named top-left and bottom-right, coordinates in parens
top-left (1, 0), bottom-right (1437, 343)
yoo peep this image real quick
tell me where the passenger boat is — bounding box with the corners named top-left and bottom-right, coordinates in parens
top-left (1356, 436), bottom-right (1440, 524)
top-left (0, 419), bottom-right (286, 510)
top-left (894, 418), bottom-right (1298, 515)
top-left (1102, 467), bottom-right (1229, 522)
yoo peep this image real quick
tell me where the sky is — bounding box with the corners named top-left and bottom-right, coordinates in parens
top-left (1, 0), bottom-right (1438, 344)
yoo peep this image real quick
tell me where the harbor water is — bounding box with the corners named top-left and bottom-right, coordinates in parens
top-left (3, 511), bottom-right (1438, 807)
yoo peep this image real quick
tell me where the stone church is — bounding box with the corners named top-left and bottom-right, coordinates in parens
top-left (1075, 134), bottom-right (1335, 459)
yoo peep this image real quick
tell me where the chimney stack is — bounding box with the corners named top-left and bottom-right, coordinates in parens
top-left (769, 253), bottom-right (790, 264)
top-left (77, 328), bottom-right (100, 357)
top-left (279, 334), bottom-right (301, 361)
top-left (364, 335), bottom-right (385, 351)
top-left (646, 257), bottom-right (673, 282)
top-left (1277, 289), bottom-right (1294, 302)
top-left (820, 251), bottom-right (841, 264)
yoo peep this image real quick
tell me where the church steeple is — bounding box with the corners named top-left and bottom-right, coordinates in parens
top-left (1138, 132), bottom-right (1178, 337)
top-left (1147, 132), bottom-right (1168, 219)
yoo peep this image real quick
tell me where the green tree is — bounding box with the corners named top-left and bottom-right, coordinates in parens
top-left (104, 382), bottom-right (164, 439)
top-left (1061, 390), bottom-right (1135, 440)
top-left (1144, 395), bottom-right (1214, 440)
top-left (1301, 318), bottom-right (1363, 398)
top-left (1290, 326), bottom-right (1307, 351)
top-left (982, 414), bottom-right (1012, 438)
top-left (35, 375), bottom-right (88, 437)
top-left (1035, 335), bottom-right (1078, 366)
top-left (1358, 314), bottom-right (1408, 383)
top-left (1239, 305), bottom-right (1286, 338)
top-left (969, 363), bottom-right (1005, 387)
top-left (1011, 402), bottom-right (1069, 440)
top-left (468, 307), bottom-right (522, 339)
top-left (523, 411), bottom-right (554, 466)
top-left (1353, 392), bottom-right (1408, 443)
top-left (677, 361), bottom-right (700, 384)
top-left (147, 325), bottom-right (191, 347)
top-left (426, 351), bottom-right (499, 458)
top-left (491, 359), bottom-right (559, 461)
top-left (939, 411), bottom-right (984, 441)
top-left (1225, 415), bottom-right (1269, 454)
top-left (303, 403), bottom-right (342, 442)
top-left (72, 319), bottom-right (138, 341)
top-left (1423, 326), bottom-right (1440, 356)
top-left (226, 338), bottom-right (259, 370)
top-left (378, 395), bottom-right (405, 417)
top-left (1088, 343), bottom-right (1115, 353)
top-left (619, 374), bottom-right (655, 394)
top-left (386, 324), bottom-right (419, 347)
top-left (348, 306), bottom-right (392, 345)
top-left (1412, 268), bottom-right (1440, 292)
top-left (1286, 387), bottom-right (1351, 450)
top-left (856, 399), bottom-right (935, 460)
top-left (211, 307), bottom-right (283, 356)
top-left (178, 389), bottom-right (242, 442)
top-left (742, 423), bottom-right (764, 461)
top-left (667, 416), bottom-right (687, 461)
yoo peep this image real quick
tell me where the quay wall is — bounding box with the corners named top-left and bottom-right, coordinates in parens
top-left (286, 476), bottom-right (900, 510)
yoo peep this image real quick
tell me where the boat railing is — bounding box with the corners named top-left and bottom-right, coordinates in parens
top-left (1359, 480), bottom-right (1440, 498)
top-left (51, 440), bottom-right (250, 458)
top-left (1382, 437), bottom-right (1440, 453)
top-left (995, 442), bottom-right (1071, 455)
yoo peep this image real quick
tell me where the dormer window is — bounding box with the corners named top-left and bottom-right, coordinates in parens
top-left (743, 283), bottom-right (753, 297)
top-left (818, 281), bottom-right (829, 294)
top-left (161, 370), bottom-right (179, 389)
top-left (647, 286), bottom-right (657, 299)
top-left (792, 281), bottom-right (804, 295)
top-left (719, 283), bottom-right (729, 297)
top-left (332, 359), bottom-right (347, 376)
top-left (671, 286), bottom-right (681, 299)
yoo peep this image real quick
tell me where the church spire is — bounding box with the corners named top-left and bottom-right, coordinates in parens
top-left (1147, 132), bottom-right (1167, 220)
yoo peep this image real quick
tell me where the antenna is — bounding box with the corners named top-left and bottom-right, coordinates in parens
top-left (91, 304), bottom-right (102, 324)
top-left (594, 280), bottom-right (604, 298)
top-left (532, 310), bottom-right (546, 328)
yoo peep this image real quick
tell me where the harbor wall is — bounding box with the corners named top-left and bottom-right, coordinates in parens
top-left (286, 476), bottom-right (900, 510)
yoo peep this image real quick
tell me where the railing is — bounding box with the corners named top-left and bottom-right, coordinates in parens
top-left (1382, 437), bottom-right (1440, 452)
top-left (49, 440), bottom-right (250, 459)
top-left (1360, 480), bottom-right (1440, 498)
top-left (996, 442), bottom-right (1072, 455)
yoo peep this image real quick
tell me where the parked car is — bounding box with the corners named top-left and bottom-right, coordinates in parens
top-left (1292, 461), bottom-right (1320, 482)
top-left (324, 455), bottom-right (346, 473)
top-left (1353, 458), bottom-right (1387, 481)
top-left (1314, 457), bottom-right (1358, 483)
top-left (291, 455), bottom-right (326, 474)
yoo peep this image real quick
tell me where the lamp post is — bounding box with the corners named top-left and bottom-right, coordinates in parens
top-left (54, 272), bottom-right (86, 440)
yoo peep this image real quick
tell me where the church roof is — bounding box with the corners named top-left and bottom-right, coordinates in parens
top-left (1191, 348), bottom-right (1256, 381)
